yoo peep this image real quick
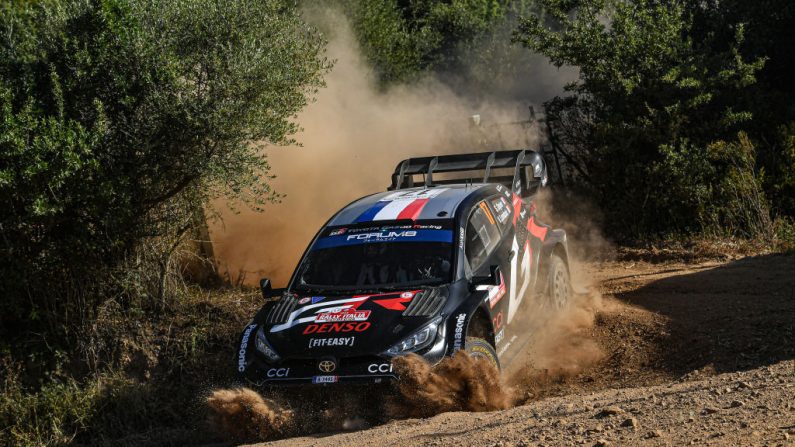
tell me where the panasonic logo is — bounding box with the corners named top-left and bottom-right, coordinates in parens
top-left (238, 324), bottom-right (257, 372)
top-left (453, 313), bottom-right (466, 352)
top-left (346, 231), bottom-right (417, 241)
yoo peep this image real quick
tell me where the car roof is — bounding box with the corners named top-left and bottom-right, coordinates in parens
top-left (327, 184), bottom-right (490, 227)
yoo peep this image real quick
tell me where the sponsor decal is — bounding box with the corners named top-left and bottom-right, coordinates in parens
top-left (495, 328), bottom-right (505, 345)
top-left (313, 229), bottom-right (453, 249)
top-left (329, 228), bottom-right (346, 236)
top-left (476, 273), bottom-right (506, 308)
top-left (318, 360), bottom-right (337, 373)
top-left (453, 313), bottom-right (466, 352)
top-left (308, 336), bottom-right (355, 348)
top-left (302, 322), bottom-right (371, 335)
top-left (527, 217), bottom-right (548, 241)
top-left (492, 312), bottom-right (503, 331)
top-left (512, 194), bottom-right (522, 225)
top-left (315, 308), bottom-right (371, 323)
top-left (354, 188), bottom-right (448, 223)
top-left (367, 363), bottom-right (394, 374)
top-left (298, 297), bottom-right (311, 305)
top-left (378, 188), bottom-right (449, 202)
top-left (266, 367), bottom-right (290, 378)
top-left (489, 274), bottom-right (507, 308)
top-left (237, 324), bottom-right (257, 372)
top-left (401, 291), bottom-right (414, 298)
top-left (490, 197), bottom-right (511, 224)
top-left (459, 227), bottom-right (465, 249)
top-left (270, 296), bottom-right (370, 333)
top-left (312, 375), bottom-right (338, 384)
top-left (373, 296), bottom-right (413, 311)
top-left (497, 335), bottom-right (518, 357)
top-left (346, 230), bottom-right (417, 241)
top-left (311, 296), bottom-right (325, 304)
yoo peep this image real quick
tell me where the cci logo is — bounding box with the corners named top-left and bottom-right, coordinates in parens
top-left (318, 360), bottom-right (337, 373)
top-left (266, 368), bottom-right (289, 378)
top-left (367, 363), bottom-right (393, 374)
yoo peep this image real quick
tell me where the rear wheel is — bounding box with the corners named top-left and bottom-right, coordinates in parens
top-left (465, 337), bottom-right (500, 369)
top-left (546, 253), bottom-right (570, 310)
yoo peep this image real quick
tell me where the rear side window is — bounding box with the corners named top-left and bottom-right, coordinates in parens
top-left (465, 202), bottom-right (501, 271)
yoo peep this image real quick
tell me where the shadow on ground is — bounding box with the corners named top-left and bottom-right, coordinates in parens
top-left (616, 254), bottom-right (795, 376)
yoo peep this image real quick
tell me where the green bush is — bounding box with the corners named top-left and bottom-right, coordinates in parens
top-left (0, 0), bottom-right (329, 337)
top-left (341, 0), bottom-right (538, 92)
top-left (515, 0), bottom-right (773, 238)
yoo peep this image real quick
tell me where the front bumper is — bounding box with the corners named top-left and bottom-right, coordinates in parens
top-left (244, 355), bottom-right (398, 386)
top-left (243, 322), bottom-right (448, 386)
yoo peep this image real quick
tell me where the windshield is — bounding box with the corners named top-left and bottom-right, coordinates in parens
top-left (295, 223), bottom-right (454, 291)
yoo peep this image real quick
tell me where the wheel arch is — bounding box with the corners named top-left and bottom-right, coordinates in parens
top-left (536, 229), bottom-right (570, 294)
top-left (466, 306), bottom-right (496, 348)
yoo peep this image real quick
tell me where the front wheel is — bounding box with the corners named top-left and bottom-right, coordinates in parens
top-left (546, 253), bottom-right (570, 310)
top-left (465, 337), bottom-right (500, 370)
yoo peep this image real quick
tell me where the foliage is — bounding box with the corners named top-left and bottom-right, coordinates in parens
top-left (342, 0), bottom-right (539, 94)
top-left (0, 0), bottom-right (329, 336)
top-left (0, 287), bottom-right (260, 446)
top-left (516, 0), bottom-right (772, 237)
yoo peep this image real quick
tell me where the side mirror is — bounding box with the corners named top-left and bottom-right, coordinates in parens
top-left (471, 265), bottom-right (502, 289)
top-left (259, 278), bottom-right (272, 300)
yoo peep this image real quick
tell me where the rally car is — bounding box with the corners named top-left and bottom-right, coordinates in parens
top-left (236, 150), bottom-right (571, 386)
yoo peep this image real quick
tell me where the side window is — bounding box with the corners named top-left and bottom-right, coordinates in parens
top-left (465, 202), bottom-right (501, 271)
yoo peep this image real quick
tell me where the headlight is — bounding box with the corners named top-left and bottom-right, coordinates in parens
top-left (385, 316), bottom-right (443, 356)
top-left (255, 327), bottom-right (281, 363)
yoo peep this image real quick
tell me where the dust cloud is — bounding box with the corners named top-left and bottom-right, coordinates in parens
top-left (504, 189), bottom-right (613, 400)
top-left (208, 8), bottom-right (573, 286)
top-left (206, 388), bottom-right (294, 442)
top-left (387, 352), bottom-right (512, 418)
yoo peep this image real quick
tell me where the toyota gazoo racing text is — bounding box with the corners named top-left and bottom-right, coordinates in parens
top-left (236, 150), bottom-right (572, 386)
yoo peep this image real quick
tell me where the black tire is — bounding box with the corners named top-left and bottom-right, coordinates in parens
top-left (546, 253), bottom-right (570, 311)
top-left (465, 336), bottom-right (500, 370)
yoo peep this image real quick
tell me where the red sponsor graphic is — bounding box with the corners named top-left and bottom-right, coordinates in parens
top-left (315, 309), bottom-right (371, 323)
top-left (512, 193), bottom-right (522, 225)
top-left (527, 217), bottom-right (548, 241)
top-left (489, 278), bottom-right (506, 308)
top-left (493, 311), bottom-right (504, 331)
top-left (302, 322), bottom-right (371, 335)
top-left (373, 296), bottom-right (413, 311)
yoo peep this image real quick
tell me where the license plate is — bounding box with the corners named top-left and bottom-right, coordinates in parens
top-left (312, 375), bottom-right (338, 384)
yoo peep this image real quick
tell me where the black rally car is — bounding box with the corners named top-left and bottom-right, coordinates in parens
top-left (237, 150), bottom-right (571, 386)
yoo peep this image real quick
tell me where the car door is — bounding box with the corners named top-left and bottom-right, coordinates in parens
top-left (464, 199), bottom-right (511, 341)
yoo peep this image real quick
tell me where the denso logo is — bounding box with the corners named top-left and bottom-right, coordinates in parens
top-left (302, 322), bottom-right (371, 335)
top-left (266, 368), bottom-right (290, 378)
top-left (237, 324), bottom-right (257, 372)
top-left (367, 363), bottom-right (393, 374)
top-left (346, 230), bottom-right (417, 241)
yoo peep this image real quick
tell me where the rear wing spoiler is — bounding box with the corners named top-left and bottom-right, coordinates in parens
top-left (388, 150), bottom-right (548, 196)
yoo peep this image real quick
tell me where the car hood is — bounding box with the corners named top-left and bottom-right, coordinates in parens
top-left (261, 290), bottom-right (439, 358)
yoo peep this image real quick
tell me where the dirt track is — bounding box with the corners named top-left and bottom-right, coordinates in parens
top-left (246, 254), bottom-right (795, 447)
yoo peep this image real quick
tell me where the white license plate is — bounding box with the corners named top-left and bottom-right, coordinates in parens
top-left (312, 375), bottom-right (338, 384)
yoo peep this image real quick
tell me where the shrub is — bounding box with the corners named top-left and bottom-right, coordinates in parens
top-left (0, 0), bottom-right (329, 338)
